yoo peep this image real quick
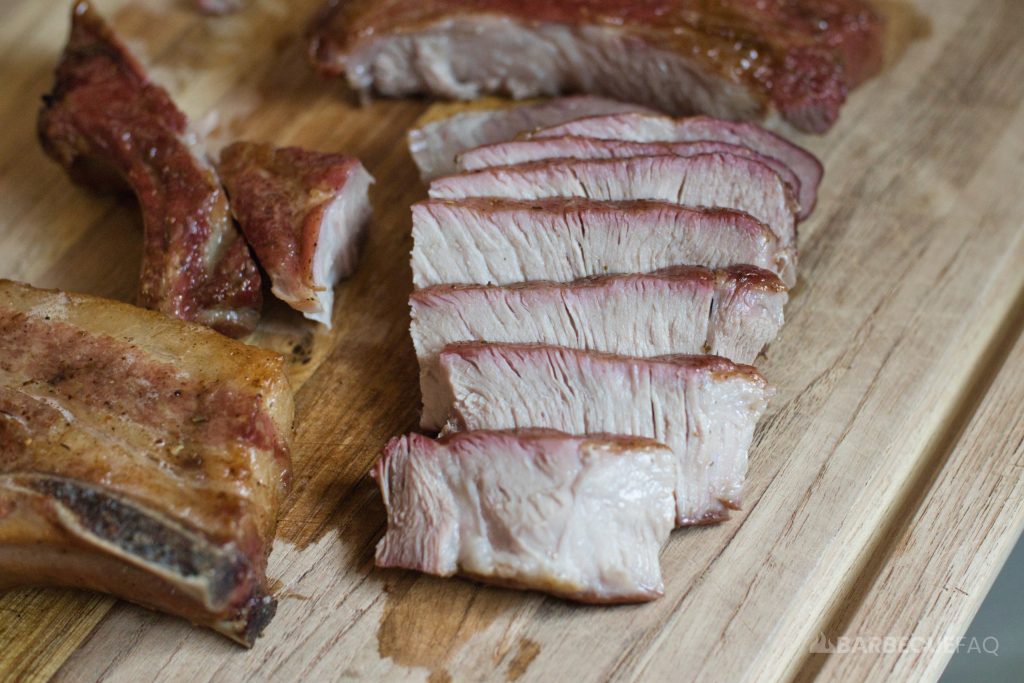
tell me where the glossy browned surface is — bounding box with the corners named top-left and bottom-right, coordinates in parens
top-left (310, 0), bottom-right (884, 131)
top-left (218, 141), bottom-right (362, 306)
top-left (411, 264), bottom-right (784, 298)
top-left (0, 279), bottom-right (293, 644)
top-left (37, 1), bottom-right (262, 337)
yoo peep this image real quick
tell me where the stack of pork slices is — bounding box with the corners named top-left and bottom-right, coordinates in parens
top-left (375, 102), bottom-right (822, 604)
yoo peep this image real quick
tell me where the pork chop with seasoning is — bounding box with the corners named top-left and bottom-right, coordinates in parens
top-left (307, 0), bottom-right (884, 133)
top-left (412, 266), bottom-right (786, 429)
top-left (374, 430), bottom-right (675, 602)
top-left (0, 280), bottom-right (293, 646)
top-left (38, 1), bottom-right (262, 337)
top-left (218, 142), bottom-right (374, 327)
top-left (429, 154), bottom-right (799, 285)
top-left (407, 96), bottom-right (653, 180)
top-left (439, 343), bottom-right (772, 526)
top-left (412, 198), bottom-right (788, 288)
top-left (531, 112), bottom-right (823, 219)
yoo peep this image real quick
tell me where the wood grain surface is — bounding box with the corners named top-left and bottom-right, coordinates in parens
top-left (0, 0), bottom-right (1021, 681)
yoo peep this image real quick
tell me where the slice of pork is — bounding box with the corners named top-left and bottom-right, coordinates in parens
top-left (218, 142), bottom-right (374, 327)
top-left (412, 266), bottom-right (786, 429)
top-left (457, 136), bottom-right (802, 214)
top-left (307, 0), bottom-right (885, 133)
top-left (407, 96), bottom-right (653, 180)
top-left (532, 113), bottom-right (823, 219)
top-left (439, 343), bottom-right (773, 526)
top-left (429, 154), bottom-right (798, 285)
top-left (374, 429), bottom-right (675, 603)
top-left (412, 198), bottom-right (788, 288)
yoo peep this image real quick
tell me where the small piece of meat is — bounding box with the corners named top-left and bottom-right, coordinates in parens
top-left (307, 0), bottom-right (885, 133)
top-left (532, 113), bottom-right (823, 219)
top-left (37, 1), bottom-right (261, 337)
top-left (218, 142), bottom-right (374, 327)
top-left (457, 136), bottom-right (805, 217)
top-left (412, 198), bottom-right (788, 288)
top-left (407, 96), bottom-right (653, 180)
top-left (0, 280), bottom-right (293, 646)
top-left (373, 429), bottom-right (675, 602)
top-left (440, 343), bottom-right (772, 526)
top-left (411, 266), bottom-right (786, 429)
top-left (429, 154), bottom-right (798, 285)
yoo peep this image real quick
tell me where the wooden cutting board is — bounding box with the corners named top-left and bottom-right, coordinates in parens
top-left (1, 0), bottom-right (1022, 681)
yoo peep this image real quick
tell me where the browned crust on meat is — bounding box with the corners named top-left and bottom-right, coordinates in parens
top-left (424, 428), bottom-right (670, 454)
top-left (410, 267), bottom-right (716, 299)
top-left (411, 265), bottom-right (786, 303)
top-left (0, 279), bottom-right (293, 645)
top-left (713, 264), bottom-right (788, 293)
top-left (459, 569), bottom-right (662, 604)
top-left (37, 1), bottom-right (262, 337)
top-left (218, 141), bottom-right (366, 308)
top-left (308, 0), bottom-right (885, 132)
top-left (441, 341), bottom-right (767, 384)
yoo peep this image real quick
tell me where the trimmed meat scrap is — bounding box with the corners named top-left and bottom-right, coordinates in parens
top-left (307, 0), bottom-right (884, 132)
top-left (374, 430), bottom-right (675, 602)
top-left (37, 1), bottom-right (262, 337)
top-left (411, 266), bottom-right (786, 429)
top-left (0, 280), bottom-right (293, 646)
top-left (429, 154), bottom-right (798, 286)
top-left (440, 343), bottom-right (772, 526)
top-left (218, 142), bottom-right (374, 327)
top-left (532, 112), bottom-right (823, 219)
top-left (407, 95), bottom-right (653, 180)
top-left (411, 198), bottom-right (787, 288)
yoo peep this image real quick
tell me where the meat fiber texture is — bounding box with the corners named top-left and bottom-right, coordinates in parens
top-left (373, 430), bottom-right (675, 602)
top-left (408, 95), bottom-right (653, 180)
top-left (412, 198), bottom-right (788, 288)
top-left (0, 280), bottom-right (294, 645)
top-left (440, 343), bottom-right (773, 526)
top-left (307, 0), bottom-right (884, 133)
top-left (37, 1), bottom-right (261, 337)
top-left (411, 267), bottom-right (786, 429)
top-left (429, 154), bottom-right (799, 286)
top-left (219, 141), bottom-right (374, 327)
top-left (532, 113), bottom-right (823, 219)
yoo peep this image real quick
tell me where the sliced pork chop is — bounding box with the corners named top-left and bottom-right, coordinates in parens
top-left (38, 1), bottom-right (261, 337)
top-left (412, 267), bottom-right (785, 429)
top-left (0, 280), bottom-right (293, 645)
top-left (457, 136), bottom-right (802, 214)
top-left (533, 113), bottom-right (823, 219)
top-left (439, 343), bottom-right (772, 526)
top-left (307, 0), bottom-right (884, 133)
top-left (412, 198), bottom-right (788, 288)
top-left (374, 429), bottom-right (675, 602)
top-left (218, 142), bottom-right (374, 327)
top-left (407, 96), bottom-right (653, 180)
top-left (429, 154), bottom-right (798, 285)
